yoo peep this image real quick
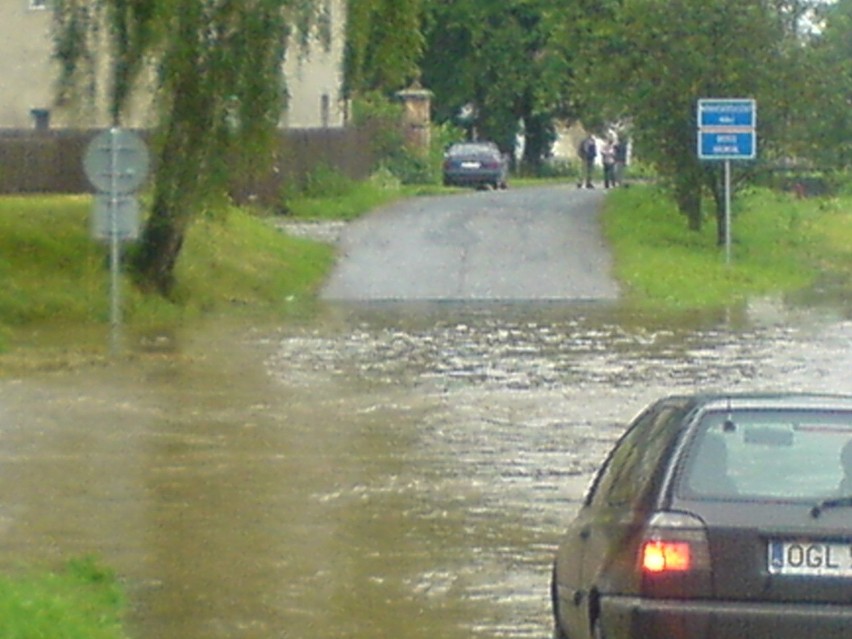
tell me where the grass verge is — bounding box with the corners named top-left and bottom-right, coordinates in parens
top-left (602, 184), bottom-right (852, 309)
top-left (0, 194), bottom-right (337, 361)
top-left (0, 557), bottom-right (128, 639)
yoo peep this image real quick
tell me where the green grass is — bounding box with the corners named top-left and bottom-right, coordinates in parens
top-left (0, 196), bottom-right (106, 326)
top-left (602, 184), bottom-right (851, 309)
top-left (283, 169), bottom-right (447, 220)
top-left (809, 196), bottom-right (852, 273)
top-left (0, 195), bottom-right (338, 352)
top-left (173, 207), bottom-right (334, 317)
top-left (0, 557), bottom-right (128, 639)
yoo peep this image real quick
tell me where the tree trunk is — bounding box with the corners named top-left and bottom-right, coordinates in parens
top-left (130, 195), bottom-right (188, 297)
top-left (704, 165), bottom-right (727, 247)
top-left (711, 179), bottom-right (726, 247)
top-left (674, 178), bottom-right (702, 232)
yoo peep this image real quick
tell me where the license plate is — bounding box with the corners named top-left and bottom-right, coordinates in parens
top-left (461, 161), bottom-right (481, 169)
top-left (768, 540), bottom-right (852, 576)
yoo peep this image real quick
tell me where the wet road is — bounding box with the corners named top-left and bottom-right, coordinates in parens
top-left (0, 298), bottom-right (850, 639)
top-left (322, 186), bottom-right (618, 301)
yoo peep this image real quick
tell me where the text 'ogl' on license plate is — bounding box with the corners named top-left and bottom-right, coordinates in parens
top-left (769, 540), bottom-right (852, 576)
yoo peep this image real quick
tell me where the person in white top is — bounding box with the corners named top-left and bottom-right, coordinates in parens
top-left (601, 138), bottom-right (617, 189)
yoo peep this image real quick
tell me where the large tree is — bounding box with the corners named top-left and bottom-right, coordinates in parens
top-left (54, 0), bottom-right (322, 296)
top-left (796, 0), bottom-right (852, 170)
top-left (572, 0), bottom-right (815, 241)
top-left (420, 0), bottom-right (572, 169)
top-left (344, 0), bottom-right (424, 98)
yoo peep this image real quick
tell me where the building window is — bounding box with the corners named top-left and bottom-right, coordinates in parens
top-left (320, 94), bottom-right (330, 128)
top-left (31, 109), bottom-right (50, 131)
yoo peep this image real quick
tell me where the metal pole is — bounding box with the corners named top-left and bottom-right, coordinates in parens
top-left (725, 159), bottom-right (732, 266)
top-left (109, 128), bottom-right (122, 356)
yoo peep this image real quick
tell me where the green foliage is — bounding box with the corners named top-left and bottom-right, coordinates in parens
top-left (795, 0), bottom-right (852, 169)
top-left (302, 163), bottom-right (357, 198)
top-left (421, 0), bottom-right (567, 165)
top-left (349, 93), bottom-right (462, 185)
top-left (0, 557), bottom-right (128, 639)
top-left (352, 91), bottom-right (407, 165)
top-left (345, 0), bottom-right (425, 96)
top-left (554, 0), bottom-right (833, 231)
top-left (601, 184), bottom-right (839, 309)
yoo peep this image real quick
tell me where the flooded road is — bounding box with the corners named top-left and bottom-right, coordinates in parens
top-left (0, 297), bottom-right (850, 638)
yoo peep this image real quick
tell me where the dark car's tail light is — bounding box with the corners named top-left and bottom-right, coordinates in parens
top-left (639, 511), bottom-right (712, 597)
top-left (641, 540), bottom-right (692, 573)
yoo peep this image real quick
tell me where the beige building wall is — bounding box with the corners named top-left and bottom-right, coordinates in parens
top-left (0, 1), bottom-right (56, 128)
top-left (282, 0), bottom-right (348, 129)
top-left (0, 0), bottom-right (347, 130)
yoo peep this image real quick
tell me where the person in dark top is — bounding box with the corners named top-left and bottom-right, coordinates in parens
top-left (578, 134), bottom-right (597, 189)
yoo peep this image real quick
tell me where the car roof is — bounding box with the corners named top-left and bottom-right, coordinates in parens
top-left (661, 392), bottom-right (852, 413)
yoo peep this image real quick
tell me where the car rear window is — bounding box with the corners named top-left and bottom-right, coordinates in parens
top-left (448, 144), bottom-right (496, 156)
top-left (678, 409), bottom-right (852, 501)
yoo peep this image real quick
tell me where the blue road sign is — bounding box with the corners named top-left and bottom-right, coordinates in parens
top-left (699, 130), bottom-right (756, 160)
top-left (698, 99), bottom-right (756, 160)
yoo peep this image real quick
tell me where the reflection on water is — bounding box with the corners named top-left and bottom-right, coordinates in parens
top-left (0, 298), bottom-right (850, 638)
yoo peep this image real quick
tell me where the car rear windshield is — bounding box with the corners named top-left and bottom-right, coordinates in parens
top-left (448, 144), bottom-right (497, 156)
top-left (678, 409), bottom-right (852, 502)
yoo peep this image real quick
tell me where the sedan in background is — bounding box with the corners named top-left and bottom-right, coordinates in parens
top-left (552, 392), bottom-right (852, 639)
top-left (442, 141), bottom-right (508, 190)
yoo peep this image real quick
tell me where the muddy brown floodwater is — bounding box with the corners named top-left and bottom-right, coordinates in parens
top-left (0, 296), bottom-right (850, 639)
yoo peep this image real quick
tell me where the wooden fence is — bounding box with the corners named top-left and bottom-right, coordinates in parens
top-left (0, 126), bottom-right (378, 206)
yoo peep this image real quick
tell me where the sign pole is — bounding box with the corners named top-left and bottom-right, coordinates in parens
top-left (83, 127), bottom-right (149, 357)
top-left (109, 128), bottom-right (122, 356)
top-left (725, 159), bottom-right (732, 266)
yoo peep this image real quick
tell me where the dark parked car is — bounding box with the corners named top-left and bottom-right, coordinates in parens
top-left (442, 141), bottom-right (508, 190)
top-left (552, 392), bottom-right (852, 639)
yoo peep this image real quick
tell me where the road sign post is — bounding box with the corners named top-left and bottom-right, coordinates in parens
top-left (697, 99), bottom-right (756, 265)
top-left (84, 129), bottom-right (149, 355)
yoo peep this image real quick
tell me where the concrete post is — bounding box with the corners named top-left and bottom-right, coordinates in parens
top-left (395, 80), bottom-right (433, 154)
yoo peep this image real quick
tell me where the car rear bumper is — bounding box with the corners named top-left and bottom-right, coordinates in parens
top-left (443, 170), bottom-right (504, 186)
top-left (601, 595), bottom-right (852, 639)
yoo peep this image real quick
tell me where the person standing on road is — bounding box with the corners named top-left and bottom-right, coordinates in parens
top-left (614, 138), bottom-right (628, 186)
top-left (602, 138), bottom-right (617, 189)
top-left (578, 134), bottom-right (597, 189)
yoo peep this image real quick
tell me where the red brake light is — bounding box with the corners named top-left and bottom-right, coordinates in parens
top-left (639, 512), bottom-right (712, 598)
top-left (642, 540), bottom-right (692, 573)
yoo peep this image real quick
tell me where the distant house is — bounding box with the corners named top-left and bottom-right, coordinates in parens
top-left (0, 0), bottom-right (347, 130)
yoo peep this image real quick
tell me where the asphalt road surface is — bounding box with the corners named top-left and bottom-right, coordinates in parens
top-left (321, 184), bottom-right (619, 301)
